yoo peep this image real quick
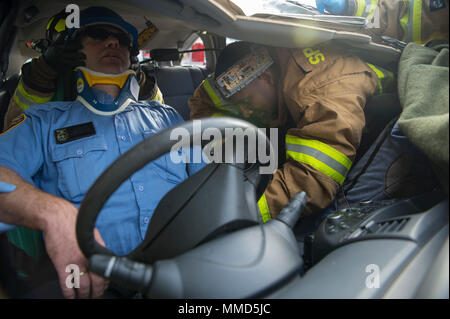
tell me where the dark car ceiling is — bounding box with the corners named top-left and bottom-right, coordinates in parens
top-left (14, 0), bottom-right (201, 56)
top-left (8, 0), bottom-right (401, 77)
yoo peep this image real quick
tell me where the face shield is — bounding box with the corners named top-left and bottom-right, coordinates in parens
top-left (215, 46), bottom-right (274, 98)
top-left (212, 46), bottom-right (276, 127)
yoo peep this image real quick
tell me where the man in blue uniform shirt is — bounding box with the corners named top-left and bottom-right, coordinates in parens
top-left (0, 7), bottom-right (203, 299)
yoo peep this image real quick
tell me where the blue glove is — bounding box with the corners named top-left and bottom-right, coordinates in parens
top-left (0, 181), bottom-right (17, 233)
top-left (316, 0), bottom-right (347, 14)
top-left (0, 181), bottom-right (16, 193)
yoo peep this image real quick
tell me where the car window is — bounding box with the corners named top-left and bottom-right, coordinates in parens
top-left (231, 0), bottom-right (317, 16)
top-left (138, 49), bottom-right (151, 62)
top-left (180, 37), bottom-right (206, 67)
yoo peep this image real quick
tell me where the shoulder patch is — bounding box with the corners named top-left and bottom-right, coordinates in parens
top-left (1, 114), bottom-right (27, 135)
top-left (430, 0), bottom-right (446, 11)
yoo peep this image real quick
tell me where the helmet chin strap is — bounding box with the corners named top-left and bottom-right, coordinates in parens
top-left (74, 67), bottom-right (140, 116)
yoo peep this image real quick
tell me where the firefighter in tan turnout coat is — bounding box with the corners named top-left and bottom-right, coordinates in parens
top-left (188, 42), bottom-right (381, 220)
top-left (317, 0), bottom-right (449, 44)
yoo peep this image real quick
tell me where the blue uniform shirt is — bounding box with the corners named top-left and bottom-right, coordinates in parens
top-left (0, 90), bottom-right (205, 255)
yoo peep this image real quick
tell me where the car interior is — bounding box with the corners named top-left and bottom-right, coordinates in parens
top-left (0, 0), bottom-right (448, 299)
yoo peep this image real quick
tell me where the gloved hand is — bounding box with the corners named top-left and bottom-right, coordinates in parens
top-left (43, 41), bottom-right (86, 73)
top-left (316, 0), bottom-right (347, 14)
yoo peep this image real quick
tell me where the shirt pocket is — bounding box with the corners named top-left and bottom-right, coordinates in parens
top-left (51, 135), bottom-right (108, 201)
top-left (142, 130), bottom-right (187, 184)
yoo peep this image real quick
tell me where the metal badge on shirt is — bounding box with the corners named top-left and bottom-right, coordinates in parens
top-left (54, 122), bottom-right (96, 144)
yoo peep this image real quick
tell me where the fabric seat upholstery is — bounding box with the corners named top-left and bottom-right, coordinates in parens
top-left (144, 65), bottom-right (210, 120)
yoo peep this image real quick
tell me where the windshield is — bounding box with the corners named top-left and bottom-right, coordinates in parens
top-left (231, 0), bottom-right (318, 16)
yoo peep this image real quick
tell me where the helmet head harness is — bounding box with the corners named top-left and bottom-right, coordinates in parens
top-left (46, 6), bottom-right (139, 57)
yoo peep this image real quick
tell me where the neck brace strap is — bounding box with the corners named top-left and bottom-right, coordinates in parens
top-left (74, 68), bottom-right (140, 116)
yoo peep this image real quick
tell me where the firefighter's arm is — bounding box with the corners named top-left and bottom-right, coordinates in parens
top-left (5, 41), bottom-right (87, 129)
top-left (4, 57), bottom-right (57, 129)
top-left (137, 71), bottom-right (165, 103)
top-left (259, 159), bottom-right (338, 221)
top-left (0, 166), bottom-right (107, 299)
top-left (259, 55), bottom-right (378, 219)
top-left (346, 0), bottom-right (407, 41)
top-left (0, 113), bottom-right (106, 298)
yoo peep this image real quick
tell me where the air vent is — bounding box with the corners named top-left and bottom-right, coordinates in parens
top-left (359, 218), bottom-right (410, 236)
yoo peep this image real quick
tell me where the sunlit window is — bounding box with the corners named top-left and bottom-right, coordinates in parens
top-left (230, 0), bottom-right (317, 16)
top-left (180, 37), bottom-right (206, 66)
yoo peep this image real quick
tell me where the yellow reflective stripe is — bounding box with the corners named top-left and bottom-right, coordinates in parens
top-left (355, 0), bottom-right (379, 18)
top-left (46, 17), bottom-right (55, 30)
top-left (203, 78), bottom-right (222, 109)
top-left (14, 94), bottom-right (31, 110)
top-left (285, 136), bottom-right (352, 185)
top-left (366, 63), bottom-right (384, 94)
top-left (285, 136), bottom-right (352, 170)
top-left (355, 0), bottom-right (366, 16)
top-left (287, 151), bottom-right (346, 184)
top-left (400, 0), bottom-right (410, 42)
top-left (46, 17), bottom-right (66, 32)
top-left (366, 63), bottom-right (395, 94)
top-left (202, 77), bottom-right (229, 112)
top-left (401, 0), bottom-right (423, 43)
top-left (16, 82), bottom-right (53, 106)
top-left (55, 19), bottom-right (66, 32)
top-left (152, 87), bottom-right (164, 104)
top-left (412, 0), bottom-right (422, 44)
top-left (257, 193), bottom-right (271, 223)
top-left (366, 0), bottom-right (379, 20)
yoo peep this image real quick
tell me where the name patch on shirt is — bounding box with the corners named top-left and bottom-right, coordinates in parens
top-left (430, 0), bottom-right (446, 11)
top-left (54, 122), bottom-right (96, 144)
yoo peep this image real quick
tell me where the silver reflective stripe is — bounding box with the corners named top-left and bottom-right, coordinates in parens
top-left (405, 0), bottom-right (422, 43)
top-left (286, 143), bottom-right (349, 177)
top-left (14, 91), bottom-right (36, 110)
top-left (406, 0), bottom-right (414, 42)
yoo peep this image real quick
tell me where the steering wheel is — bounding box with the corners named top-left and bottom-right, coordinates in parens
top-left (76, 117), bottom-right (275, 259)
